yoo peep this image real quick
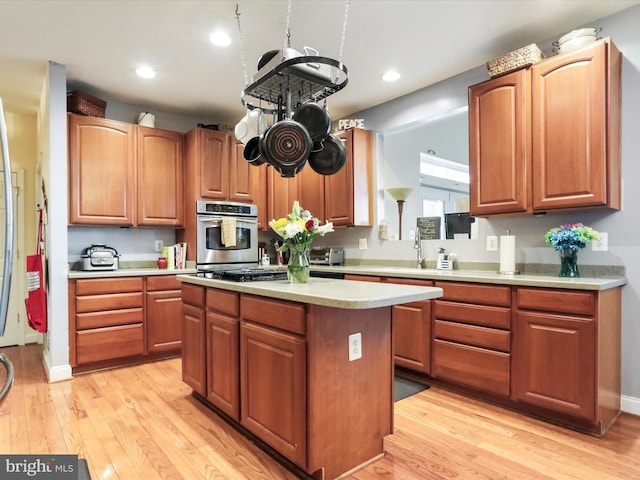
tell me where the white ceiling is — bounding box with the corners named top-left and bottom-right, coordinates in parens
top-left (1, 0), bottom-right (638, 124)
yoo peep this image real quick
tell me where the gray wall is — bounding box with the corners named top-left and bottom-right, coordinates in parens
top-left (316, 5), bottom-right (640, 410)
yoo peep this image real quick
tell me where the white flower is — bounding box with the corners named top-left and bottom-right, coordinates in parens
top-left (316, 221), bottom-right (335, 235)
top-left (283, 222), bottom-right (304, 238)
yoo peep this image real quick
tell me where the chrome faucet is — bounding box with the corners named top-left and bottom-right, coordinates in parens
top-left (415, 229), bottom-right (426, 268)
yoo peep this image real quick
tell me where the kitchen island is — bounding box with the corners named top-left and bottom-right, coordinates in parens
top-left (177, 275), bottom-right (443, 480)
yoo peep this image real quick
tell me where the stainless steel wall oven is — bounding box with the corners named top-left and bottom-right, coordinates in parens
top-left (196, 201), bottom-right (258, 270)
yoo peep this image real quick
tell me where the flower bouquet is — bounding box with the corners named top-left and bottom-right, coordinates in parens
top-left (544, 223), bottom-right (599, 277)
top-left (269, 201), bottom-right (334, 283)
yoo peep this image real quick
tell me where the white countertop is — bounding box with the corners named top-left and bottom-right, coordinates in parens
top-left (310, 265), bottom-right (626, 291)
top-left (178, 275), bottom-right (443, 309)
top-left (68, 268), bottom-right (197, 279)
top-left (67, 264), bottom-right (626, 291)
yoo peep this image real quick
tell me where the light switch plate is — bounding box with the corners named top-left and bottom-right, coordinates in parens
top-left (486, 236), bottom-right (498, 251)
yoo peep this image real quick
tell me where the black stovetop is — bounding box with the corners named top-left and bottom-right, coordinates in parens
top-left (197, 267), bottom-right (288, 282)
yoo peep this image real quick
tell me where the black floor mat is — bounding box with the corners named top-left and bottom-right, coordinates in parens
top-left (394, 375), bottom-right (430, 402)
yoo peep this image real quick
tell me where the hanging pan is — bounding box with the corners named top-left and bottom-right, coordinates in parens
top-left (308, 134), bottom-right (347, 176)
top-left (259, 119), bottom-right (312, 177)
top-left (293, 102), bottom-right (332, 146)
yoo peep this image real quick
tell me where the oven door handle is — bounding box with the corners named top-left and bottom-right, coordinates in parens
top-left (197, 216), bottom-right (258, 225)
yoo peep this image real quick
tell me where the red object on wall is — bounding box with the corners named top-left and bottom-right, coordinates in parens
top-left (25, 209), bottom-right (47, 333)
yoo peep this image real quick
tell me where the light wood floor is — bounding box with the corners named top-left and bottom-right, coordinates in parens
top-left (1, 344), bottom-right (639, 480)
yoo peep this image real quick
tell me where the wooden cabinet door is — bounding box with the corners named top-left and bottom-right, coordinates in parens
top-left (68, 114), bottom-right (136, 225)
top-left (181, 302), bottom-right (206, 395)
top-left (206, 311), bottom-right (240, 420)
top-left (393, 300), bottom-right (432, 374)
top-left (469, 69), bottom-right (531, 216)
top-left (198, 129), bottom-right (231, 200)
top-left (137, 126), bottom-right (184, 226)
top-left (513, 310), bottom-right (595, 420)
top-left (324, 129), bottom-right (373, 226)
top-left (267, 168), bottom-right (301, 221)
top-left (240, 321), bottom-right (306, 466)
top-left (146, 289), bottom-right (182, 353)
top-left (229, 139), bottom-right (264, 205)
top-left (531, 40), bottom-right (621, 211)
top-left (384, 277), bottom-right (432, 373)
top-left (298, 165), bottom-right (325, 222)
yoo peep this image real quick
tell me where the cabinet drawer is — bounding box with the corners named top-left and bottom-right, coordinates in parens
top-left (182, 284), bottom-right (205, 308)
top-left (344, 274), bottom-right (382, 282)
top-left (434, 320), bottom-right (510, 352)
top-left (207, 288), bottom-right (239, 316)
top-left (435, 281), bottom-right (511, 307)
top-left (516, 287), bottom-right (595, 316)
top-left (76, 323), bottom-right (144, 364)
top-left (433, 300), bottom-right (511, 329)
top-left (241, 295), bottom-right (305, 335)
top-left (76, 292), bottom-right (143, 313)
top-left (75, 277), bottom-right (143, 295)
top-left (433, 339), bottom-right (510, 396)
top-left (77, 308), bottom-right (143, 330)
top-left (383, 277), bottom-right (433, 287)
top-left (147, 275), bottom-right (181, 291)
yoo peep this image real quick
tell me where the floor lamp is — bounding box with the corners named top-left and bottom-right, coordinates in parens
top-left (386, 187), bottom-right (413, 240)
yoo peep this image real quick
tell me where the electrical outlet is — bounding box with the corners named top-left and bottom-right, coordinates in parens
top-left (486, 236), bottom-right (498, 251)
top-left (359, 238), bottom-right (368, 249)
top-left (348, 333), bottom-right (362, 361)
top-left (155, 240), bottom-right (163, 252)
top-left (592, 232), bottom-right (608, 251)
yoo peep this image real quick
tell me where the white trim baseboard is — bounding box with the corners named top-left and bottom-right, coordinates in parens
top-left (24, 332), bottom-right (43, 345)
top-left (42, 354), bottom-right (72, 383)
top-left (621, 394), bottom-right (640, 416)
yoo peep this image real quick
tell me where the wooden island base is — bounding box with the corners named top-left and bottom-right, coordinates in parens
top-left (179, 278), bottom-right (443, 479)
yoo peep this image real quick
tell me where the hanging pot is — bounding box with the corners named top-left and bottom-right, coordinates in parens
top-left (243, 135), bottom-right (265, 165)
top-left (259, 119), bottom-right (312, 178)
top-left (308, 134), bottom-right (347, 175)
top-left (292, 102), bottom-right (332, 144)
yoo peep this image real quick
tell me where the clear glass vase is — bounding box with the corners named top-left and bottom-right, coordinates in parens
top-left (287, 245), bottom-right (310, 284)
top-left (558, 248), bottom-right (580, 277)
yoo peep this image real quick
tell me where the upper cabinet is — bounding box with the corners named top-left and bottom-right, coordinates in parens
top-left (324, 128), bottom-right (374, 227)
top-left (136, 126), bottom-right (185, 226)
top-left (68, 114), bottom-right (136, 225)
top-left (69, 114), bottom-right (184, 227)
top-left (263, 128), bottom-right (374, 228)
top-left (180, 128), bottom-right (266, 260)
top-left (469, 38), bottom-right (621, 217)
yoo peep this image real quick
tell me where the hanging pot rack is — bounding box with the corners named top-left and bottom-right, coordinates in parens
top-left (241, 55), bottom-right (348, 116)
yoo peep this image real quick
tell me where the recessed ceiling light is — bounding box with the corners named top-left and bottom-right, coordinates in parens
top-left (382, 70), bottom-right (400, 82)
top-left (210, 31), bottom-right (232, 47)
top-left (136, 66), bottom-right (156, 79)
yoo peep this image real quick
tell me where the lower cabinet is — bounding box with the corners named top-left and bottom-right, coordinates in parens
top-left (240, 295), bottom-right (307, 466)
top-left (384, 277), bottom-right (432, 374)
top-left (70, 277), bottom-right (144, 366)
top-left (181, 286), bottom-right (394, 479)
top-left (70, 275), bottom-right (185, 372)
top-left (343, 273), bottom-right (622, 436)
top-left (205, 288), bottom-right (240, 420)
top-left (181, 283), bottom-right (206, 395)
top-left (432, 281), bottom-right (512, 397)
top-left (513, 286), bottom-right (621, 434)
top-left (146, 275), bottom-right (183, 353)
top-left (240, 321), bottom-right (307, 465)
